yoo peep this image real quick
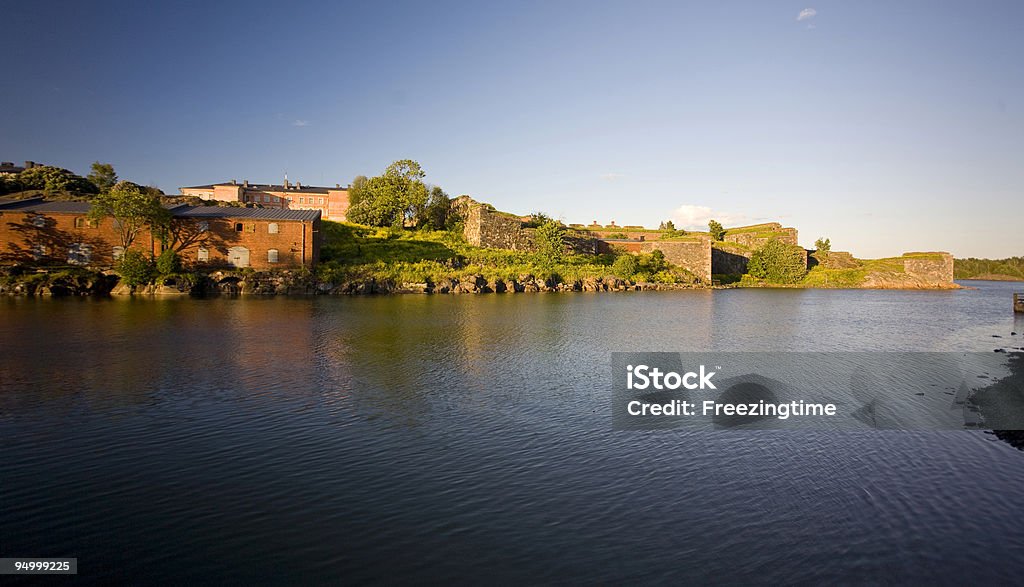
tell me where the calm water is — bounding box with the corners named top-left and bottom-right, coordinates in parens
top-left (3, 282), bottom-right (1024, 584)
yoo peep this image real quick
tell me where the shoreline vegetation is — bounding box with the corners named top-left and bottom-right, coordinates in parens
top-left (0, 218), bottom-right (980, 297)
top-left (0, 159), bottom-right (1006, 297)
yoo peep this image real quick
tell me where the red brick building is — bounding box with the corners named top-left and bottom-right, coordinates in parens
top-left (179, 179), bottom-right (350, 221)
top-left (0, 198), bottom-right (321, 270)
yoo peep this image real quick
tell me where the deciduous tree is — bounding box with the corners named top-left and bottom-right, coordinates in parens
top-left (88, 181), bottom-right (170, 250)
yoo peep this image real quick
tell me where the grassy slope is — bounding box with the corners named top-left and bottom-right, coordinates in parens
top-left (316, 221), bottom-right (696, 285)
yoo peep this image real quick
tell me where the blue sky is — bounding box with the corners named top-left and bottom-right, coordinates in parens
top-left (1, 0), bottom-right (1021, 257)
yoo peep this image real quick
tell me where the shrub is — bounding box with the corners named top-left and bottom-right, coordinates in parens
top-left (156, 249), bottom-right (181, 275)
top-left (612, 254), bottom-right (639, 278)
top-left (747, 239), bottom-right (807, 283)
top-left (116, 250), bottom-right (154, 287)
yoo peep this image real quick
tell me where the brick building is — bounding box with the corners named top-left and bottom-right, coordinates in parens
top-left (0, 198), bottom-right (321, 270)
top-left (180, 179), bottom-right (350, 221)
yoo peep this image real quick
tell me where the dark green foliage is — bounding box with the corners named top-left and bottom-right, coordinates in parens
top-left (87, 162), bottom-right (118, 192)
top-left (523, 212), bottom-right (552, 229)
top-left (606, 232), bottom-right (628, 239)
top-left (89, 181), bottom-right (171, 249)
top-left (612, 254), bottom-right (639, 277)
top-left (156, 249), bottom-right (181, 275)
top-left (116, 250), bottom-right (154, 287)
top-left (661, 220), bottom-right (676, 231)
top-left (748, 239), bottom-right (808, 283)
top-left (419, 186), bottom-right (452, 230)
top-left (708, 219), bottom-right (725, 241)
top-left (16, 165), bottom-right (98, 196)
top-left (954, 257), bottom-right (1024, 280)
top-left (534, 220), bottom-right (566, 262)
top-left (345, 160), bottom-right (430, 228)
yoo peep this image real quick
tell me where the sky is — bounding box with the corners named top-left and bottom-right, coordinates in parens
top-left (1, 0), bottom-right (1022, 258)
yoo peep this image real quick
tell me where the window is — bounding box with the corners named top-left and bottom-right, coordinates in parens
top-left (67, 243), bottom-right (92, 265)
top-left (74, 217), bottom-right (86, 228)
top-left (267, 249), bottom-right (279, 263)
top-left (318, 198), bottom-right (324, 204)
top-left (198, 221), bottom-right (209, 232)
top-left (263, 195), bottom-right (270, 203)
top-left (268, 223), bottom-right (279, 234)
top-left (299, 197), bottom-right (305, 204)
top-left (235, 223), bottom-right (244, 232)
top-left (272, 196), bottom-right (279, 203)
top-left (74, 217), bottom-right (98, 229)
top-left (197, 247), bottom-right (209, 262)
top-left (31, 215), bottom-right (46, 228)
top-left (31, 244), bottom-right (47, 260)
top-left (112, 246), bottom-right (125, 260)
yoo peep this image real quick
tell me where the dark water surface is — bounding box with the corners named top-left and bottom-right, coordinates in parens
top-left (3, 282), bottom-right (1024, 584)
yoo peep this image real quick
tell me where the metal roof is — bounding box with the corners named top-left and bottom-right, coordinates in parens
top-left (171, 206), bottom-right (322, 221)
top-left (0, 199), bottom-right (93, 213)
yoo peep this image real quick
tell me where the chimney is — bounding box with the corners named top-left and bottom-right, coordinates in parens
top-left (24, 161), bottom-right (35, 169)
top-left (296, 181), bottom-right (301, 189)
top-left (243, 179), bottom-right (249, 187)
top-left (231, 179), bottom-right (237, 185)
top-left (335, 183), bottom-right (340, 189)
top-left (283, 178), bottom-right (290, 189)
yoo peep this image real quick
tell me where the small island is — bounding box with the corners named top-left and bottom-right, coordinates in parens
top-left (0, 158), bottom-right (976, 296)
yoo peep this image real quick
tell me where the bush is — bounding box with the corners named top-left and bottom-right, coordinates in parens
top-left (747, 239), bottom-right (807, 283)
top-left (156, 249), bottom-right (181, 275)
top-left (612, 254), bottom-right (639, 278)
top-left (117, 250), bottom-right (154, 287)
top-left (534, 220), bottom-right (566, 262)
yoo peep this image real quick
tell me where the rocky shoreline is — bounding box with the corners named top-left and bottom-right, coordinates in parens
top-left (0, 268), bottom-right (712, 297)
top-left (1, 267), bottom-right (965, 297)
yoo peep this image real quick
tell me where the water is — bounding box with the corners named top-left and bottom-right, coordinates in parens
top-left (2, 282), bottom-right (1024, 584)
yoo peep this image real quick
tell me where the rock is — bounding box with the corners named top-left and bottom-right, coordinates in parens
top-left (491, 279), bottom-right (507, 293)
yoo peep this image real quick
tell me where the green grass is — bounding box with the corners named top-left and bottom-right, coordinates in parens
top-left (316, 221), bottom-right (701, 286)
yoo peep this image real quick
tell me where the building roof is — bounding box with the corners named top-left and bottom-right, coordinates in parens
top-left (0, 198), bottom-right (93, 213)
top-left (180, 181), bottom-right (346, 194)
top-left (0, 198), bottom-right (321, 221)
top-left (171, 206), bottom-right (322, 221)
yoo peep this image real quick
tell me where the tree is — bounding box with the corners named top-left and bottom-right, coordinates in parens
top-left (345, 160), bottom-right (430, 228)
top-left (17, 165), bottom-right (97, 196)
top-left (708, 219), bottom-right (725, 241)
top-left (88, 181), bottom-right (171, 250)
top-left (663, 220), bottom-right (676, 232)
top-left (748, 239), bottom-right (807, 283)
top-left (87, 162), bottom-right (118, 192)
top-left (421, 186), bottom-right (451, 230)
top-left (534, 219), bottom-right (566, 262)
top-left (814, 237), bottom-right (831, 255)
top-left (347, 175), bottom-right (369, 207)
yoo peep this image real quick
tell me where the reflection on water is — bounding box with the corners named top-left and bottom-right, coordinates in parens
top-left (2, 282), bottom-right (1024, 583)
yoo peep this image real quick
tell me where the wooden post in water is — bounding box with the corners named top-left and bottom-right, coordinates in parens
top-left (1015, 293), bottom-right (1024, 313)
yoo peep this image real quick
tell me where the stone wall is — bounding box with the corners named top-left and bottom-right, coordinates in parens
top-left (463, 205), bottom-right (534, 250)
top-left (902, 252), bottom-right (954, 286)
top-left (711, 246), bottom-right (751, 275)
top-left (641, 238), bottom-right (712, 283)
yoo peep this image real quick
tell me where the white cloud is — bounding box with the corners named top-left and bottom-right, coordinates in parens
top-left (292, 119), bottom-right (310, 127)
top-left (671, 205), bottom-right (756, 231)
top-left (796, 8), bottom-right (817, 21)
top-left (600, 172), bottom-right (626, 181)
